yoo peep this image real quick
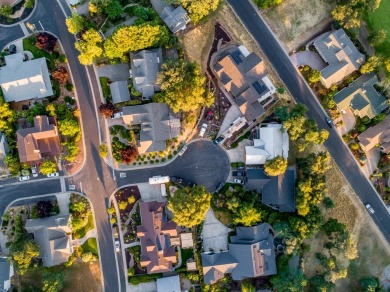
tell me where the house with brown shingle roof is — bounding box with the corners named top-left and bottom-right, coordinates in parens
top-left (314, 28), bottom-right (365, 88)
top-left (16, 115), bottom-right (61, 164)
top-left (137, 201), bottom-right (178, 274)
top-left (358, 115), bottom-right (390, 154)
top-left (212, 45), bottom-right (276, 124)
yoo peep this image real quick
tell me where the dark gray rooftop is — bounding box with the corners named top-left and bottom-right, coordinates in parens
top-left (160, 5), bottom-right (190, 34)
top-left (0, 257), bottom-right (11, 291)
top-left (110, 81), bottom-right (130, 104)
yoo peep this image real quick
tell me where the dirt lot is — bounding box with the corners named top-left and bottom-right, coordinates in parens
top-left (262, 0), bottom-right (334, 52)
top-left (302, 145), bottom-right (390, 289)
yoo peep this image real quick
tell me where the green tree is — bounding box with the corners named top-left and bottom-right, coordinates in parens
top-left (105, 0), bottom-right (122, 19)
top-left (10, 240), bottom-right (40, 275)
top-left (178, 0), bottom-right (221, 24)
top-left (271, 270), bottom-right (307, 292)
top-left (168, 186), bottom-right (211, 227)
top-left (0, 99), bottom-right (14, 134)
top-left (233, 202), bottom-right (262, 226)
top-left (42, 271), bottom-right (64, 292)
top-left (274, 105), bottom-right (289, 122)
top-left (59, 118), bottom-right (80, 138)
top-left (254, 0), bottom-right (283, 9)
top-left (360, 277), bottom-right (379, 292)
top-left (264, 156), bottom-right (288, 176)
top-left (385, 59), bottom-right (390, 72)
top-left (75, 29), bottom-right (103, 65)
top-left (46, 104), bottom-right (56, 116)
top-left (39, 160), bottom-right (57, 175)
top-left (70, 201), bottom-right (86, 213)
top-left (368, 29), bottom-right (387, 46)
top-left (99, 144), bottom-right (108, 157)
top-left (5, 154), bottom-right (21, 176)
top-left (360, 55), bottom-right (382, 74)
top-left (66, 12), bottom-right (85, 34)
top-left (0, 5), bottom-right (12, 17)
top-left (308, 70), bottom-right (321, 83)
top-left (154, 60), bottom-right (214, 113)
top-left (241, 281), bottom-right (255, 292)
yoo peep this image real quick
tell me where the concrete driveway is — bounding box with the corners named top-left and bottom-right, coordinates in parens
top-left (202, 209), bottom-right (232, 252)
top-left (137, 183), bottom-right (164, 202)
top-left (336, 108), bottom-right (356, 136)
top-left (290, 51), bottom-right (326, 71)
top-left (217, 104), bottom-right (242, 137)
top-left (362, 147), bottom-right (380, 177)
top-left (96, 64), bottom-right (130, 82)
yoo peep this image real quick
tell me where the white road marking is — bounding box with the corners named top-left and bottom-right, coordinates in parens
top-left (19, 22), bottom-right (29, 36)
top-left (60, 177), bottom-right (66, 192)
top-left (39, 20), bottom-right (44, 30)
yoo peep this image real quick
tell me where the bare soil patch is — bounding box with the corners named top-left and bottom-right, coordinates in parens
top-left (262, 0), bottom-right (334, 52)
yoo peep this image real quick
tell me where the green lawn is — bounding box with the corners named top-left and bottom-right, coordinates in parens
top-left (180, 248), bottom-right (194, 267)
top-left (22, 37), bottom-right (55, 70)
top-left (364, 0), bottom-right (390, 59)
top-left (73, 214), bottom-right (94, 239)
top-left (81, 238), bottom-right (98, 256)
top-left (99, 77), bottom-right (111, 99)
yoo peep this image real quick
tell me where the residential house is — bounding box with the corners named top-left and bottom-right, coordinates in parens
top-left (246, 168), bottom-right (296, 212)
top-left (136, 201), bottom-right (178, 274)
top-left (0, 132), bottom-right (9, 156)
top-left (0, 53), bottom-right (53, 102)
top-left (358, 115), bottom-right (390, 154)
top-left (201, 223), bottom-right (277, 284)
top-left (16, 115), bottom-right (61, 164)
top-left (0, 257), bottom-right (13, 292)
top-left (160, 5), bottom-right (190, 34)
top-left (245, 124), bottom-right (289, 165)
top-left (333, 73), bottom-right (387, 119)
top-left (180, 232), bottom-right (194, 249)
top-left (313, 28), bottom-right (365, 88)
top-left (130, 48), bottom-right (162, 99)
top-left (157, 275), bottom-right (181, 292)
top-left (186, 260), bottom-right (197, 271)
top-left (212, 45), bottom-right (276, 124)
top-left (25, 214), bottom-right (73, 267)
top-left (110, 81), bottom-right (130, 104)
top-left (122, 103), bottom-right (180, 154)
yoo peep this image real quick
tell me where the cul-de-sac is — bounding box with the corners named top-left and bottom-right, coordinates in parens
top-left (0, 0), bottom-right (390, 291)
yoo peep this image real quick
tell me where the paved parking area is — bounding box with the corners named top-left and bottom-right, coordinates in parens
top-left (128, 282), bottom-right (157, 292)
top-left (290, 51), bottom-right (326, 71)
top-left (96, 64), bottom-right (130, 82)
top-left (336, 108), bottom-right (356, 136)
top-left (362, 147), bottom-right (380, 177)
top-left (137, 183), bottom-right (164, 202)
top-left (202, 209), bottom-right (232, 252)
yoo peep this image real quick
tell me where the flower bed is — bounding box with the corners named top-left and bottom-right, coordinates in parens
top-left (114, 186), bottom-right (141, 227)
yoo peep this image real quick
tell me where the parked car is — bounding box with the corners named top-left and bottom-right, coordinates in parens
top-left (215, 182), bottom-right (225, 193)
top-left (31, 165), bottom-right (38, 177)
top-left (234, 178), bottom-right (246, 185)
top-left (171, 176), bottom-right (183, 184)
top-left (325, 116), bottom-right (333, 128)
top-left (114, 239), bottom-right (120, 252)
top-left (232, 171), bottom-right (246, 177)
top-left (178, 145), bottom-right (188, 156)
top-left (111, 112), bottom-right (123, 119)
top-left (365, 204), bottom-right (375, 214)
top-left (8, 44), bottom-right (16, 54)
top-left (199, 123), bottom-right (208, 137)
top-left (19, 175), bottom-right (30, 181)
top-left (213, 136), bottom-right (224, 145)
top-left (47, 172), bottom-right (59, 177)
top-left (187, 181), bottom-right (196, 187)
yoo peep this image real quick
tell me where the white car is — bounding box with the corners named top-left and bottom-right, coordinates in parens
top-left (19, 175), bottom-right (30, 181)
top-left (234, 178), bottom-right (245, 185)
top-left (365, 204), bottom-right (375, 214)
top-left (114, 239), bottom-right (120, 252)
top-left (31, 166), bottom-right (38, 177)
top-left (199, 123), bottom-right (208, 137)
top-left (47, 172), bottom-right (59, 177)
top-left (178, 145), bottom-right (188, 156)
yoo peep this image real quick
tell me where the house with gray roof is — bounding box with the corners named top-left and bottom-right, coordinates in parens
top-left (333, 72), bottom-right (387, 119)
top-left (212, 45), bottom-right (276, 124)
top-left (0, 257), bottom-right (13, 291)
top-left (314, 28), bottom-right (365, 88)
top-left (110, 81), bottom-right (130, 104)
top-left (246, 167), bottom-right (296, 212)
top-left (201, 223), bottom-right (277, 284)
top-left (130, 48), bottom-right (162, 99)
top-left (358, 115), bottom-right (390, 154)
top-left (160, 5), bottom-right (190, 34)
top-left (0, 53), bottom-right (53, 102)
top-left (122, 103), bottom-right (180, 154)
top-left (25, 214), bottom-right (73, 267)
top-left (157, 275), bottom-right (181, 292)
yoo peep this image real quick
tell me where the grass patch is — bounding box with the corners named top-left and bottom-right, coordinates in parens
top-left (81, 238), bottom-right (98, 256)
top-left (180, 248), bottom-right (194, 267)
top-left (128, 273), bottom-right (163, 285)
top-left (22, 37), bottom-right (55, 70)
top-left (99, 77), bottom-right (111, 99)
top-left (73, 214), bottom-right (94, 239)
top-left (213, 208), bottom-right (233, 226)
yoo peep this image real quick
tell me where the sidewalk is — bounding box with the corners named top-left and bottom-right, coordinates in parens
top-left (72, 229), bottom-right (97, 246)
top-left (55, 192), bottom-right (70, 215)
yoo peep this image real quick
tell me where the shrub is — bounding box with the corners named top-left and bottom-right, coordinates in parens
top-left (64, 95), bottom-right (75, 105)
top-left (59, 54), bottom-right (68, 63)
top-left (323, 197), bottom-right (335, 209)
top-left (65, 83), bottom-right (74, 91)
top-left (82, 252), bottom-right (97, 262)
top-left (99, 144), bottom-right (108, 157)
top-left (25, 0), bottom-right (35, 9)
top-left (110, 217), bottom-right (117, 224)
top-left (349, 142), bottom-right (359, 151)
top-left (128, 196), bottom-right (136, 204)
top-left (35, 32), bottom-right (57, 52)
top-left (118, 201), bottom-right (128, 210)
top-left (52, 51), bottom-right (60, 59)
top-left (107, 206), bottom-right (115, 215)
top-left (100, 102), bottom-right (115, 118)
top-left (128, 267), bottom-right (135, 276)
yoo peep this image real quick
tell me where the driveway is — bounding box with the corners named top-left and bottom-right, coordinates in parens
top-left (336, 107), bottom-right (356, 136)
top-left (217, 104), bottom-right (242, 137)
top-left (362, 147), bottom-right (380, 177)
top-left (137, 183), bottom-right (164, 202)
top-left (290, 51), bottom-right (326, 71)
top-left (96, 64), bottom-right (130, 82)
top-left (202, 209), bottom-right (232, 252)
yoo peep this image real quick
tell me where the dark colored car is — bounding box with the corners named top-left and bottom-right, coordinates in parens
top-left (187, 181), bottom-right (196, 187)
top-left (232, 171), bottom-right (246, 177)
top-left (213, 136), bottom-right (224, 145)
top-left (8, 44), bottom-right (16, 54)
top-left (171, 176), bottom-right (183, 184)
top-left (325, 116), bottom-right (333, 128)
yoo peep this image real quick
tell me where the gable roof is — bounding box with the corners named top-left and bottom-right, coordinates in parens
top-left (0, 257), bottom-right (13, 292)
top-left (213, 46), bottom-right (276, 122)
top-left (0, 53), bottom-right (53, 102)
top-left (137, 201), bottom-right (178, 274)
top-left (16, 115), bottom-right (61, 163)
top-left (157, 275), bottom-right (181, 292)
top-left (358, 115), bottom-right (390, 153)
top-left (160, 5), bottom-right (190, 33)
top-left (201, 252), bottom-right (238, 284)
top-left (333, 73), bottom-right (387, 119)
top-left (122, 103), bottom-right (180, 154)
top-left (24, 214), bottom-right (72, 267)
top-left (245, 124), bottom-right (289, 165)
top-left (130, 49), bottom-right (162, 98)
top-left (110, 81), bottom-right (130, 104)
top-left (314, 29), bottom-right (365, 88)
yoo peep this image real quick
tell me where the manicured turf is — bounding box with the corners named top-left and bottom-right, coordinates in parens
top-left (99, 76), bottom-right (111, 99)
top-left (365, 0), bottom-right (390, 59)
top-left (81, 238), bottom-right (98, 256)
top-left (22, 37), bottom-right (55, 70)
top-left (73, 213), bottom-right (95, 239)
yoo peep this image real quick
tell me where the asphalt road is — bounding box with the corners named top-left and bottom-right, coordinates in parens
top-left (0, 25), bottom-right (24, 50)
top-left (227, 0), bottom-right (390, 242)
